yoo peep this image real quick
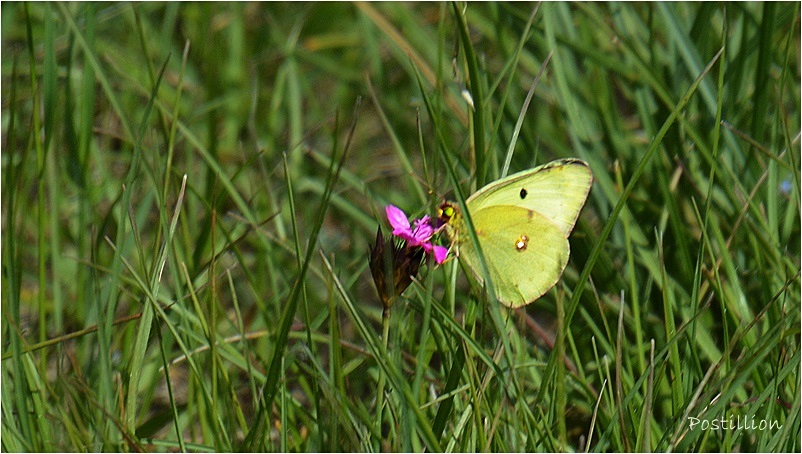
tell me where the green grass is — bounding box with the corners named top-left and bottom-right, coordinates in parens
top-left (2, 2), bottom-right (800, 452)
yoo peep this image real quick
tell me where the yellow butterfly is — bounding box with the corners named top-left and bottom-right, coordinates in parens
top-left (438, 159), bottom-right (592, 308)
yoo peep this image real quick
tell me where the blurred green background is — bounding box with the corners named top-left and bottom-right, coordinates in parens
top-left (2, 2), bottom-right (800, 452)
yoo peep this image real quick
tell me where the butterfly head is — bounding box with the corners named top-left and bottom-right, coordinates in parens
top-left (437, 201), bottom-right (457, 224)
top-left (437, 201), bottom-right (464, 243)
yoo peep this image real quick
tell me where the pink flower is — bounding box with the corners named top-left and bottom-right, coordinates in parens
top-left (385, 205), bottom-right (448, 264)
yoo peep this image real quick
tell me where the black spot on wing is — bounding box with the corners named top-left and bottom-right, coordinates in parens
top-left (519, 188), bottom-right (528, 199)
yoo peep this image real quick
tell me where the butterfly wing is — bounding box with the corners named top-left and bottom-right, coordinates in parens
top-left (458, 205), bottom-right (570, 308)
top-left (466, 158), bottom-right (592, 237)
top-left (452, 159), bottom-right (592, 307)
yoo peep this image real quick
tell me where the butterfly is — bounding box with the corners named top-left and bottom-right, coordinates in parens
top-left (438, 159), bottom-right (593, 308)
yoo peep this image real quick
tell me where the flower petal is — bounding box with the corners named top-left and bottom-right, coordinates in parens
top-left (432, 246), bottom-right (449, 264)
top-left (411, 215), bottom-right (438, 243)
top-left (386, 205), bottom-right (412, 237)
top-left (411, 223), bottom-right (433, 243)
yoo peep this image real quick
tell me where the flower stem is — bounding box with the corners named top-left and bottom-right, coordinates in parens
top-left (375, 308), bottom-right (391, 449)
